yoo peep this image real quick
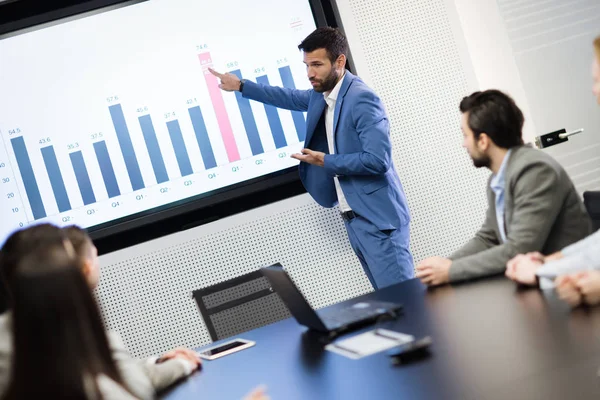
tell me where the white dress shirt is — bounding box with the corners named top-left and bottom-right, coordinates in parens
top-left (323, 72), bottom-right (351, 212)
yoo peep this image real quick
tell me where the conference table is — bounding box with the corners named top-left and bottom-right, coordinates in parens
top-left (161, 276), bottom-right (600, 400)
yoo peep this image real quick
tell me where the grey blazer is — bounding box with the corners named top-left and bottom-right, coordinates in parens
top-left (448, 145), bottom-right (592, 282)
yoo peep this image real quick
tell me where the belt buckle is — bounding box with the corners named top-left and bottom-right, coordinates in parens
top-left (341, 210), bottom-right (356, 221)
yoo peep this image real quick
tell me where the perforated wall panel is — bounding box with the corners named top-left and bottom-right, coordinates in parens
top-left (97, 0), bottom-right (490, 358)
top-left (336, 0), bottom-right (489, 262)
top-left (98, 194), bottom-right (372, 358)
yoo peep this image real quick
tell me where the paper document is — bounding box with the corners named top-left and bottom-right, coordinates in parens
top-left (325, 329), bottom-right (414, 360)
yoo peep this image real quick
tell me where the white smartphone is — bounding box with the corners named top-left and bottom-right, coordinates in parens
top-left (197, 338), bottom-right (255, 360)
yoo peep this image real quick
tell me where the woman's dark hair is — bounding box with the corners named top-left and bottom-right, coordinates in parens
top-left (459, 89), bottom-right (525, 149)
top-left (4, 250), bottom-right (126, 399)
top-left (0, 224), bottom-right (71, 312)
top-left (298, 27), bottom-right (349, 64)
top-left (63, 225), bottom-right (93, 261)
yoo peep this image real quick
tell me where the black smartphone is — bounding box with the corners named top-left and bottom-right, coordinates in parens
top-left (386, 336), bottom-right (432, 359)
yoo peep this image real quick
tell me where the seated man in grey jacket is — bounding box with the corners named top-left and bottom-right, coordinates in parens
top-left (416, 90), bottom-right (591, 286)
top-left (0, 224), bottom-right (201, 399)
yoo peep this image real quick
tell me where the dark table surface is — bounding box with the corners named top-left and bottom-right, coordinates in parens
top-left (161, 276), bottom-right (600, 400)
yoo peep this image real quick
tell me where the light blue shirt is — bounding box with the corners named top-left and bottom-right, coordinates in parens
top-left (489, 150), bottom-right (512, 243)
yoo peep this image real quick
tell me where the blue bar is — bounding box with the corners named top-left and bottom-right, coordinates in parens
top-left (278, 66), bottom-right (307, 141)
top-left (93, 141), bottom-right (121, 198)
top-left (188, 106), bottom-right (217, 169)
top-left (41, 146), bottom-right (71, 213)
top-left (69, 151), bottom-right (96, 206)
top-left (10, 136), bottom-right (46, 219)
top-left (108, 104), bottom-right (145, 190)
top-left (256, 75), bottom-right (287, 148)
top-left (166, 119), bottom-right (193, 177)
top-left (230, 69), bottom-right (263, 155)
top-left (138, 114), bottom-right (169, 184)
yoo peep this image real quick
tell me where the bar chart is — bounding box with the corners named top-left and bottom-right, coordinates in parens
top-left (1, 51), bottom-right (309, 234)
top-left (0, 0), bottom-right (317, 243)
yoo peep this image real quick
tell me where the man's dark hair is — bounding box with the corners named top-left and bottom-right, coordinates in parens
top-left (459, 89), bottom-right (525, 149)
top-left (298, 27), bottom-right (349, 64)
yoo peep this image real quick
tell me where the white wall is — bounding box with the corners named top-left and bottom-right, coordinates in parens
top-left (495, 0), bottom-right (600, 193)
top-left (450, 0), bottom-right (600, 192)
top-left (448, 0), bottom-right (538, 143)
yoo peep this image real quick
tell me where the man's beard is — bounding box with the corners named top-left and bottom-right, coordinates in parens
top-left (471, 153), bottom-right (491, 169)
top-left (310, 68), bottom-right (339, 93)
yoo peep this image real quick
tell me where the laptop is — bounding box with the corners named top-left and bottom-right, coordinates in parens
top-left (261, 264), bottom-right (402, 335)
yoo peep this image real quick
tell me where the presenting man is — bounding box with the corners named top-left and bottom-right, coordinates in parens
top-left (210, 27), bottom-right (412, 289)
top-left (416, 90), bottom-right (591, 286)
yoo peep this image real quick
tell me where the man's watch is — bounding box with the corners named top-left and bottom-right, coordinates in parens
top-left (239, 79), bottom-right (246, 92)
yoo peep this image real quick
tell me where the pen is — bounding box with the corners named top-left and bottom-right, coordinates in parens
top-left (332, 343), bottom-right (361, 355)
top-left (374, 329), bottom-right (405, 342)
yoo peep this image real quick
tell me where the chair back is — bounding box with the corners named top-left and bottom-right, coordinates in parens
top-left (192, 270), bottom-right (291, 341)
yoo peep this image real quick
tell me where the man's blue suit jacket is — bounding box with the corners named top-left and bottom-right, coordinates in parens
top-left (242, 71), bottom-right (410, 231)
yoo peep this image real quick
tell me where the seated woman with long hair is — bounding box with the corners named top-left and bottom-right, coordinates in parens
top-left (4, 245), bottom-right (136, 400)
top-left (1, 228), bottom-right (269, 400)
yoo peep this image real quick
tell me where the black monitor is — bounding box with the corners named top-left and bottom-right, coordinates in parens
top-left (0, 0), bottom-right (342, 250)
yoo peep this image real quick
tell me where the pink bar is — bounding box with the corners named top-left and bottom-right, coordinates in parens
top-left (198, 52), bottom-right (240, 162)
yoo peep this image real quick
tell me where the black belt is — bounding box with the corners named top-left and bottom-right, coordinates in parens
top-left (341, 210), bottom-right (359, 221)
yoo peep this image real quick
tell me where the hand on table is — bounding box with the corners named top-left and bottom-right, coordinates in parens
top-left (505, 253), bottom-right (544, 286)
top-left (416, 257), bottom-right (452, 286)
top-left (157, 347), bottom-right (202, 371)
top-left (574, 270), bottom-right (600, 306)
top-left (555, 275), bottom-right (583, 307)
top-left (243, 385), bottom-right (270, 400)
